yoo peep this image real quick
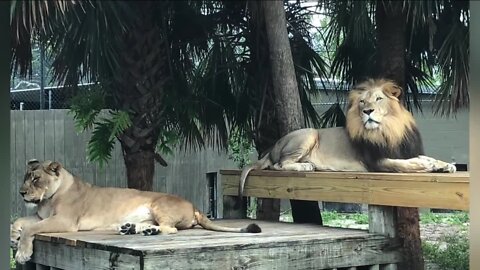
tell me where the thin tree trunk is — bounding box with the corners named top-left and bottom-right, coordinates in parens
top-left (262, 0), bottom-right (322, 225)
top-left (249, 1), bottom-right (282, 222)
top-left (376, 2), bottom-right (424, 269)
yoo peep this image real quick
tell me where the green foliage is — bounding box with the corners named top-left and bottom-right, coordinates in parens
top-left (246, 198), bottom-right (258, 219)
top-left (421, 211), bottom-right (469, 225)
top-left (10, 248), bottom-right (15, 269)
top-left (156, 130), bottom-right (181, 157)
top-left (321, 211), bottom-right (369, 225)
top-left (227, 128), bottom-right (254, 169)
top-left (319, 103), bottom-right (346, 128)
top-left (423, 233), bottom-right (469, 270)
top-left (85, 110), bottom-right (131, 168)
top-left (69, 85), bottom-right (106, 132)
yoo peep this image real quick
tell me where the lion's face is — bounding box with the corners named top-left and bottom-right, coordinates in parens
top-left (19, 160), bottom-right (63, 205)
top-left (346, 79), bottom-right (416, 146)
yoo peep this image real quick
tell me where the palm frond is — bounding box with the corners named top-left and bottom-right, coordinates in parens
top-left (10, 0), bottom-right (78, 76)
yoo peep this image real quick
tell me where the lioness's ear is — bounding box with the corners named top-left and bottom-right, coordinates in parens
top-left (383, 81), bottom-right (402, 98)
top-left (27, 159), bottom-right (40, 169)
top-left (47, 161), bottom-right (63, 176)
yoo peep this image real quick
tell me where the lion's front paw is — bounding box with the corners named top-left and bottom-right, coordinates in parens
top-left (418, 156), bottom-right (457, 173)
top-left (442, 163), bottom-right (457, 173)
top-left (15, 242), bottom-right (33, 264)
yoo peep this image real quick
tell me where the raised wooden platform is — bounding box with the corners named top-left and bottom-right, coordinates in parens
top-left (20, 170), bottom-right (468, 270)
top-left (24, 220), bottom-right (400, 270)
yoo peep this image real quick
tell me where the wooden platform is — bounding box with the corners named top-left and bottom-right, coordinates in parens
top-left (26, 220), bottom-right (401, 270)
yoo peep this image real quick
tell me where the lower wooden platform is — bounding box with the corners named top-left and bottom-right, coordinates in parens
top-left (23, 219), bottom-right (401, 270)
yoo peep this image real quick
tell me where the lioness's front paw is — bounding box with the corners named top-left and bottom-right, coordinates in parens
top-left (10, 236), bottom-right (20, 250)
top-left (15, 243), bottom-right (33, 264)
top-left (119, 223), bottom-right (137, 235)
top-left (10, 227), bottom-right (21, 250)
top-left (142, 227), bottom-right (160, 236)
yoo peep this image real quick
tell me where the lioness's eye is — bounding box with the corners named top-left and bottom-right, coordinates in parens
top-left (359, 99), bottom-right (365, 104)
top-left (376, 97), bottom-right (383, 101)
top-left (32, 177), bottom-right (39, 183)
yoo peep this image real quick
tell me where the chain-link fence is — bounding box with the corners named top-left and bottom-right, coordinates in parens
top-left (10, 84), bottom-right (93, 110)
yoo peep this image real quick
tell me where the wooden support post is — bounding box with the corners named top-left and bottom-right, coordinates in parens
top-left (17, 262), bottom-right (36, 270)
top-left (381, 264), bottom-right (398, 270)
top-left (222, 195), bottom-right (247, 219)
top-left (368, 205), bottom-right (397, 238)
top-left (369, 205), bottom-right (398, 270)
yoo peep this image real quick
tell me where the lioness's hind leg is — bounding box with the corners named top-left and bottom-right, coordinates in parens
top-left (158, 224), bottom-right (178, 234)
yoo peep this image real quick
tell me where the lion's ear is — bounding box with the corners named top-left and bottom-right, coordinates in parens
top-left (384, 82), bottom-right (402, 98)
top-left (27, 159), bottom-right (40, 169)
top-left (47, 161), bottom-right (63, 176)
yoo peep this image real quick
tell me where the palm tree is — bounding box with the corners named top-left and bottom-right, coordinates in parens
top-left (10, 1), bottom-right (328, 198)
top-left (11, 1), bottom-right (231, 191)
top-left (319, 1), bottom-right (469, 269)
top-left (191, 0), bottom-right (329, 222)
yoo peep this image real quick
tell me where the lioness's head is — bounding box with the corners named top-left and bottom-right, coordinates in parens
top-left (346, 78), bottom-right (416, 146)
top-left (19, 159), bottom-right (63, 205)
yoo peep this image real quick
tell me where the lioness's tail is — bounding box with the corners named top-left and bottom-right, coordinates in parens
top-left (194, 211), bottom-right (261, 233)
top-left (238, 153), bottom-right (272, 198)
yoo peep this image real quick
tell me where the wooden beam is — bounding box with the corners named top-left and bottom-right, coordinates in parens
top-left (221, 171), bottom-right (469, 210)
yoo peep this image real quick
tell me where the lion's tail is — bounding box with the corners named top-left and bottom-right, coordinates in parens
top-left (194, 211), bottom-right (261, 233)
top-left (238, 153), bottom-right (272, 198)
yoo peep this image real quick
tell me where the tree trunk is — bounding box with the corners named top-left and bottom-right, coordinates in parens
top-left (262, 1), bottom-right (322, 225)
top-left (114, 3), bottom-right (168, 192)
top-left (376, 2), bottom-right (424, 269)
top-left (122, 146), bottom-right (155, 191)
top-left (249, 1), bottom-right (282, 222)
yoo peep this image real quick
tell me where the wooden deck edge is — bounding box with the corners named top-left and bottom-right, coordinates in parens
top-left (221, 172), bottom-right (469, 210)
top-left (219, 169), bottom-right (470, 183)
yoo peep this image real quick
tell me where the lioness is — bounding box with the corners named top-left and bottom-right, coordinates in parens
top-left (11, 159), bottom-right (261, 264)
top-left (239, 78), bottom-right (457, 197)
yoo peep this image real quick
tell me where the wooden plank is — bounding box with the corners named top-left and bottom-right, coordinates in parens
top-left (142, 234), bottom-right (401, 270)
top-left (43, 110), bottom-right (55, 162)
top-left (53, 110), bottom-right (65, 164)
top-left (31, 240), bottom-right (142, 270)
top-left (11, 111), bottom-right (18, 218)
top-left (381, 264), bottom-right (397, 270)
top-left (221, 173), bottom-right (469, 210)
top-left (24, 111), bottom-right (36, 161)
top-left (34, 110), bottom-right (45, 160)
top-left (219, 170), bottom-right (469, 183)
top-left (14, 111), bottom-right (26, 216)
top-left (30, 220), bottom-right (402, 269)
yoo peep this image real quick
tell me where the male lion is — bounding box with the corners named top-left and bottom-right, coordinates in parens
top-left (239, 78), bottom-right (456, 197)
top-left (11, 159), bottom-right (261, 264)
